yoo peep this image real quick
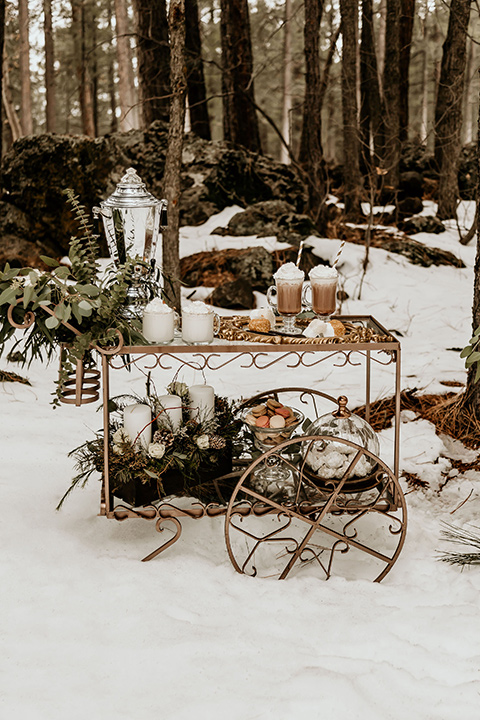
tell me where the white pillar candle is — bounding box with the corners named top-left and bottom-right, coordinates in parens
top-left (123, 404), bottom-right (152, 449)
top-left (189, 384), bottom-right (215, 423)
top-left (156, 394), bottom-right (183, 431)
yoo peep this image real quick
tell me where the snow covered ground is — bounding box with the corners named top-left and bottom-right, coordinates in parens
top-left (1, 204), bottom-right (480, 719)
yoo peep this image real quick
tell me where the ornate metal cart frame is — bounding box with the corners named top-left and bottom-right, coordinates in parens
top-left (95, 315), bottom-right (405, 582)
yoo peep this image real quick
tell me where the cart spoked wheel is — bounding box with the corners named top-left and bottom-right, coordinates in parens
top-left (224, 435), bottom-right (407, 582)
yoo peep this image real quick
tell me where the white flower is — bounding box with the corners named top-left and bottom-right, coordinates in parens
top-left (148, 442), bottom-right (166, 459)
top-left (112, 427), bottom-right (128, 444)
top-left (196, 434), bottom-right (210, 449)
top-left (169, 381), bottom-right (189, 397)
top-left (112, 444), bottom-right (124, 455)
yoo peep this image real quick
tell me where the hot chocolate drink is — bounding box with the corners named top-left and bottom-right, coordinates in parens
top-left (311, 281), bottom-right (337, 317)
top-left (307, 265), bottom-right (338, 320)
top-left (277, 281), bottom-right (303, 316)
top-left (266, 262), bottom-right (305, 335)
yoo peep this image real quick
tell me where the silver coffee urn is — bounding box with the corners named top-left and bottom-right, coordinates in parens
top-left (94, 167), bottom-right (167, 317)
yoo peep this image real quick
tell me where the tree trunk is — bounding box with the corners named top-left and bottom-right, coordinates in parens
top-left (280, 0), bottom-right (292, 164)
top-left (462, 34), bottom-right (475, 145)
top-left (2, 53), bottom-right (22, 142)
top-left (340, 0), bottom-right (362, 219)
top-left (461, 85), bottom-right (480, 418)
top-left (133, 0), bottom-right (171, 126)
top-left (114, 0), bottom-right (141, 130)
top-left (220, 0), bottom-right (262, 153)
top-left (382, 0), bottom-right (401, 196)
top-left (398, 0), bottom-right (415, 143)
top-left (107, 0), bottom-right (118, 133)
top-left (420, 6), bottom-right (429, 142)
top-left (0, 0), bottom-right (5, 169)
top-left (298, 0), bottom-right (328, 230)
top-left (71, 0), bottom-right (96, 136)
top-left (360, 0), bottom-right (384, 171)
top-left (377, 0), bottom-right (387, 91)
top-left (18, 0), bottom-right (33, 135)
top-left (185, 0), bottom-right (211, 140)
top-left (434, 0), bottom-right (471, 220)
top-left (44, 0), bottom-right (56, 133)
top-left (162, 0), bottom-right (187, 311)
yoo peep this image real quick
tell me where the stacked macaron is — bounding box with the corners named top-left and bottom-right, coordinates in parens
top-left (244, 398), bottom-right (299, 431)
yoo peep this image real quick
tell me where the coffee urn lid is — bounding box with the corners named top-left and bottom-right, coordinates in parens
top-left (101, 168), bottom-right (161, 209)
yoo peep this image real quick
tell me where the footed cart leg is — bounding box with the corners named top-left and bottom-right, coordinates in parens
top-left (142, 516), bottom-right (183, 562)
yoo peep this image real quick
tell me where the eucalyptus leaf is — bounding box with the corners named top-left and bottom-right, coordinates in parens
top-left (45, 315), bottom-right (60, 329)
top-left (81, 284), bottom-right (101, 297)
top-left (23, 286), bottom-right (35, 307)
top-left (40, 255), bottom-right (60, 268)
top-left (0, 287), bottom-right (19, 306)
top-left (53, 266), bottom-right (71, 280)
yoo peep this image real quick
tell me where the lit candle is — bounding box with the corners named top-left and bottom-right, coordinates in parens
top-left (189, 384), bottom-right (215, 423)
top-left (156, 394), bottom-right (183, 431)
top-left (123, 404), bottom-right (152, 449)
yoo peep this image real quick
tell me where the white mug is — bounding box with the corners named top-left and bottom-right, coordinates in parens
top-left (181, 304), bottom-right (220, 345)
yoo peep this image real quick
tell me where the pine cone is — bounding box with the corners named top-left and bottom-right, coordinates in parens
top-left (209, 435), bottom-right (226, 450)
top-left (153, 428), bottom-right (175, 448)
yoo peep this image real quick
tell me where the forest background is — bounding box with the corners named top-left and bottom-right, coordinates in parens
top-left (1, 0), bottom-right (480, 426)
top-left (2, 0), bottom-right (480, 189)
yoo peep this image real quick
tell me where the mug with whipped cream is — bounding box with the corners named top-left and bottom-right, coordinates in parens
top-left (266, 262), bottom-right (305, 335)
top-left (181, 301), bottom-right (220, 345)
top-left (303, 265), bottom-right (338, 322)
top-left (142, 298), bottom-right (176, 344)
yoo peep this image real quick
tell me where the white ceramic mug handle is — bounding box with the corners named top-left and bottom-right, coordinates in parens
top-left (213, 312), bottom-right (221, 335)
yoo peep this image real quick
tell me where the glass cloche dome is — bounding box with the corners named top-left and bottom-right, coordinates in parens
top-left (303, 396), bottom-right (380, 481)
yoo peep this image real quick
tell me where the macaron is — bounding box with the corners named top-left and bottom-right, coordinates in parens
top-left (270, 415), bottom-right (285, 429)
top-left (255, 415), bottom-right (270, 428)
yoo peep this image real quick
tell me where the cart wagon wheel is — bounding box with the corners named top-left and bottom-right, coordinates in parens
top-left (224, 435), bottom-right (407, 582)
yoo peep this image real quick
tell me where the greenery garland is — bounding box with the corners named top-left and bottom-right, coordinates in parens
top-left (0, 190), bottom-right (153, 405)
top-left (57, 382), bottom-right (243, 509)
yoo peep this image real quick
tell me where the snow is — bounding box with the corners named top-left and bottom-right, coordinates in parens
top-left (1, 206), bottom-right (480, 719)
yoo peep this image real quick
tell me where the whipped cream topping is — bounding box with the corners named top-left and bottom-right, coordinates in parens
top-left (144, 297), bottom-right (173, 314)
top-left (182, 300), bottom-right (212, 315)
top-left (309, 265), bottom-right (338, 280)
top-left (273, 262), bottom-right (304, 282)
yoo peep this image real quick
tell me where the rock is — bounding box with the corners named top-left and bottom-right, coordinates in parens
top-left (397, 196), bottom-right (423, 218)
top-left (209, 278), bottom-right (255, 309)
top-left (180, 246), bottom-right (273, 292)
top-left (0, 123), bottom-right (308, 265)
top-left (399, 171), bottom-right (424, 199)
top-left (229, 247), bottom-right (274, 290)
top-left (213, 200), bottom-right (317, 244)
top-left (399, 215), bottom-right (446, 235)
top-left (0, 235), bottom-right (52, 269)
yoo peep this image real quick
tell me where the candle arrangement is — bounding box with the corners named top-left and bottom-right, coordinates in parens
top-left (60, 377), bottom-right (241, 509)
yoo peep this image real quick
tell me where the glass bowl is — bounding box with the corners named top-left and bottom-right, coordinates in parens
top-left (241, 406), bottom-right (305, 451)
top-left (302, 396), bottom-right (380, 488)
